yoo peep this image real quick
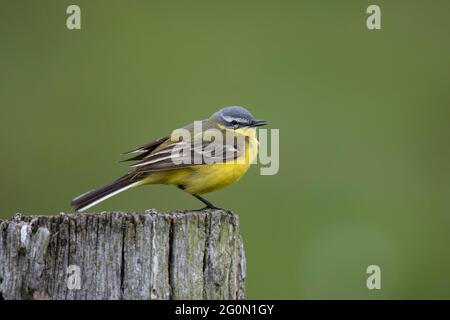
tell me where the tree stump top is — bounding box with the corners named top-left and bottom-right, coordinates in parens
top-left (0, 209), bottom-right (246, 300)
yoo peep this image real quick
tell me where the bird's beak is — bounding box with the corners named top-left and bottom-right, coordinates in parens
top-left (250, 120), bottom-right (267, 127)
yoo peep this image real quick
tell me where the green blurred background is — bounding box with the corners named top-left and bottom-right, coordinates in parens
top-left (1, 0), bottom-right (449, 299)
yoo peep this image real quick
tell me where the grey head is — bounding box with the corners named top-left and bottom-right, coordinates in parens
top-left (212, 106), bottom-right (266, 129)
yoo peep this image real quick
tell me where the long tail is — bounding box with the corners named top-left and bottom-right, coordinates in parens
top-left (71, 176), bottom-right (140, 212)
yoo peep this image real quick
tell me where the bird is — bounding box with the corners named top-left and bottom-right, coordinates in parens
top-left (71, 106), bottom-right (266, 212)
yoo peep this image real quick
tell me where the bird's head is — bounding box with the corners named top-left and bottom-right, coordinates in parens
top-left (212, 106), bottom-right (266, 130)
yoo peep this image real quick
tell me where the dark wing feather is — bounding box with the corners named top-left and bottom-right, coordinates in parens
top-left (121, 135), bottom-right (170, 162)
top-left (130, 136), bottom-right (247, 173)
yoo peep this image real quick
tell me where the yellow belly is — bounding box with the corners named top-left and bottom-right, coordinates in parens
top-left (181, 162), bottom-right (251, 194)
top-left (140, 134), bottom-right (258, 195)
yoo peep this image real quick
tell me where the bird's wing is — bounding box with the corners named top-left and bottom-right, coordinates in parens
top-left (128, 134), bottom-right (247, 173)
top-left (121, 135), bottom-right (170, 162)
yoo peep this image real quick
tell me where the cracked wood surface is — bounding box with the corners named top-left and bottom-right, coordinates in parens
top-left (0, 209), bottom-right (245, 300)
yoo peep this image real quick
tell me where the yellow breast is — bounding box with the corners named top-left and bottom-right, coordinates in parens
top-left (183, 131), bottom-right (258, 194)
top-left (141, 127), bottom-right (259, 195)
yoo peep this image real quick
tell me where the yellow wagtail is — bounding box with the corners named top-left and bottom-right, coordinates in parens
top-left (71, 106), bottom-right (266, 211)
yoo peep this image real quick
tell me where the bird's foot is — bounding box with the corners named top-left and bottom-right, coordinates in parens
top-left (192, 204), bottom-right (233, 215)
top-left (192, 204), bottom-right (221, 211)
top-left (201, 204), bottom-right (223, 211)
top-left (201, 206), bottom-right (235, 217)
top-left (191, 194), bottom-right (233, 215)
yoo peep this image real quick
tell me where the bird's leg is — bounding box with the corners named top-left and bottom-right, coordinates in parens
top-left (192, 194), bottom-right (221, 210)
top-left (191, 194), bottom-right (234, 216)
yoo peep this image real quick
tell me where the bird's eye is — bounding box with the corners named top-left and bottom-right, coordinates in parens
top-left (230, 120), bottom-right (239, 128)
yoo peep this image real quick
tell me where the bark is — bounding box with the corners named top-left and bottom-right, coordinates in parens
top-left (0, 209), bottom-right (245, 300)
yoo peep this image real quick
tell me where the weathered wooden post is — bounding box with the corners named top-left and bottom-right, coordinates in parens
top-left (0, 209), bottom-right (245, 300)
